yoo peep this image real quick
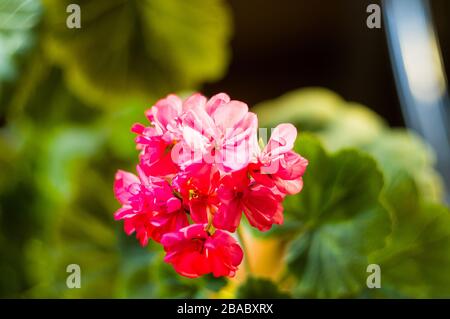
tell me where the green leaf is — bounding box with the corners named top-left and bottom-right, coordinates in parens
top-left (369, 173), bottom-right (450, 298)
top-left (0, 123), bottom-right (44, 297)
top-left (253, 87), bottom-right (444, 201)
top-left (0, 0), bottom-right (42, 82)
top-left (203, 274), bottom-right (228, 293)
top-left (42, 0), bottom-right (231, 107)
top-left (254, 87), bottom-right (386, 151)
top-left (236, 277), bottom-right (290, 299)
top-left (284, 134), bottom-right (391, 298)
top-left (99, 102), bottom-right (147, 160)
top-left (36, 125), bottom-right (104, 203)
top-left (365, 130), bottom-right (444, 201)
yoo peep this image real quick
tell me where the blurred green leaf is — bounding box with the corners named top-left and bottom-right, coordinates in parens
top-left (42, 0), bottom-right (231, 107)
top-left (99, 103), bottom-right (146, 160)
top-left (237, 277), bottom-right (291, 299)
top-left (0, 0), bottom-right (42, 83)
top-left (24, 154), bottom-right (154, 298)
top-left (255, 87), bottom-right (344, 132)
top-left (254, 88), bottom-right (386, 150)
top-left (0, 122), bottom-right (45, 297)
top-left (36, 126), bottom-right (104, 203)
top-left (2, 0), bottom-right (233, 298)
top-left (284, 134), bottom-right (391, 298)
top-left (203, 274), bottom-right (228, 293)
top-left (24, 134), bottom-right (220, 298)
top-left (369, 173), bottom-right (450, 298)
top-left (253, 87), bottom-right (444, 201)
top-left (365, 130), bottom-right (444, 201)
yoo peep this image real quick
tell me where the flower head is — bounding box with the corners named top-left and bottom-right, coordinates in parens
top-left (114, 93), bottom-right (307, 278)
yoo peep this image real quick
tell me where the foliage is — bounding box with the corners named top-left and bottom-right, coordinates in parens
top-left (0, 0), bottom-right (232, 298)
top-left (237, 277), bottom-right (290, 299)
top-left (42, 0), bottom-right (231, 107)
top-left (250, 89), bottom-right (450, 298)
top-left (283, 135), bottom-right (391, 298)
top-left (0, 0), bottom-right (42, 83)
top-left (368, 173), bottom-right (450, 298)
top-left (254, 88), bottom-right (444, 201)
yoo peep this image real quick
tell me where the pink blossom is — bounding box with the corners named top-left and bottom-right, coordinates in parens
top-left (113, 168), bottom-right (188, 245)
top-left (250, 123), bottom-right (308, 195)
top-left (131, 94), bottom-right (186, 177)
top-left (172, 163), bottom-right (220, 224)
top-left (213, 170), bottom-right (283, 232)
top-left (173, 93), bottom-right (258, 172)
top-left (161, 224), bottom-right (243, 278)
top-left (133, 131), bottom-right (179, 177)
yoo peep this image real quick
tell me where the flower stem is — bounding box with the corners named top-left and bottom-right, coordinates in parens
top-left (205, 206), bottom-right (215, 234)
top-left (237, 225), bottom-right (252, 276)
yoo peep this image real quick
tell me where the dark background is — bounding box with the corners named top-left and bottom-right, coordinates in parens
top-left (204, 0), bottom-right (450, 127)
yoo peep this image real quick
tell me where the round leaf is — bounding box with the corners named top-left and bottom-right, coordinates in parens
top-left (284, 134), bottom-right (391, 298)
top-left (370, 173), bottom-right (450, 298)
top-left (42, 0), bottom-right (231, 107)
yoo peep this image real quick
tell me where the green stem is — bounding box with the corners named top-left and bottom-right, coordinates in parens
top-left (237, 225), bottom-right (252, 275)
top-left (205, 206), bottom-right (215, 234)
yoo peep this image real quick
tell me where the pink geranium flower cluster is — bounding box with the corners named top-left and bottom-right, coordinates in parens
top-left (113, 93), bottom-right (308, 278)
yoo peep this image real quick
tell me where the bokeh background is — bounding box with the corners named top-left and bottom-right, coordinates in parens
top-left (0, 0), bottom-right (449, 298)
